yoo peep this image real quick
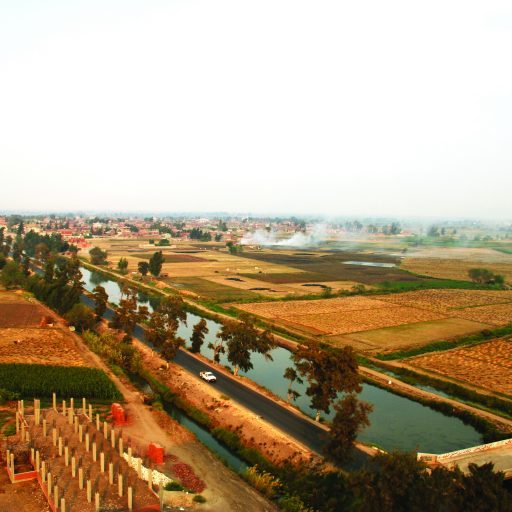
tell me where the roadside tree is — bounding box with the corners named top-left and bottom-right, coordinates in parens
top-left (92, 285), bottom-right (109, 319)
top-left (325, 393), bottom-right (372, 464)
top-left (190, 319), bottom-right (209, 353)
top-left (218, 314), bottom-right (276, 376)
top-left (290, 341), bottom-right (361, 421)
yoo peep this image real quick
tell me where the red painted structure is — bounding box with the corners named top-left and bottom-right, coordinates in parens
top-left (148, 443), bottom-right (164, 464)
top-left (111, 403), bottom-right (127, 425)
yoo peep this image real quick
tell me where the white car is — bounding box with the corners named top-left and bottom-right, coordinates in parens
top-left (199, 371), bottom-right (217, 383)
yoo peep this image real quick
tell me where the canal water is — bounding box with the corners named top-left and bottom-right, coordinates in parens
top-left (81, 267), bottom-right (483, 453)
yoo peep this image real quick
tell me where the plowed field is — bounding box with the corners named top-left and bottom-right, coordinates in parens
top-left (408, 338), bottom-right (512, 395)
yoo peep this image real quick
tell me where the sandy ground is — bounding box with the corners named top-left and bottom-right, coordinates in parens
top-left (0, 461), bottom-right (50, 512)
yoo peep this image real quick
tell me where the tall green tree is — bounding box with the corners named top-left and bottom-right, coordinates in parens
top-left (190, 319), bottom-right (209, 353)
top-left (138, 261), bottom-right (149, 276)
top-left (219, 314), bottom-right (275, 376)
top-left (325, 393), bottom-right (372, 464)
top-left (111, 287), bottom-right (149, 341)
top-left (117, 257), bottom-right (128, 273)
top-left (89, 246), bottom-right (108, 265)
top-left (149, 251), bottom-right (164, 277)
top-left (290, 341), bottom-right (361, 421)
top-left (65, 303), bottom-right (96, 332)
top-left (92, 285), bottom-right (109, 319)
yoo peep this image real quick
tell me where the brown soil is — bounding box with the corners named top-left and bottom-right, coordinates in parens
top-left (0, 327), bottom-right (91, 366)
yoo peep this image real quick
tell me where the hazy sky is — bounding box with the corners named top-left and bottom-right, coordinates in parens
top-left (1, 1), bottom-right (511, 218)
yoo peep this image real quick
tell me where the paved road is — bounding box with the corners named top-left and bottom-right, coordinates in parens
top-left (80, 292), bottom-right (368, 469)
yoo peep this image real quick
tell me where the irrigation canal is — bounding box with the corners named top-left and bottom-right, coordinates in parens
top-left (79, 267), bottom-right (483, 457)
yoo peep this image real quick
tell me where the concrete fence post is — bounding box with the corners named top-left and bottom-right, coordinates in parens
top-left (128, 486), bottom-right (133, 511)
top-left (95, 491), bottom-right (100, 511)
top-left (109, 462), bottom-right (114, 484)
top-left (53, 392), bottom-right (57, 411)
top-left (118, 473), bottom-right (123, 497)
top-left (86, 480), bottom-right (92, 503)
top-left (92, 442), bottom-right (97, 462)
top-left (100, 452), bottom-right (105, 473)
top-left (79, 467), bottom-right (84, 489)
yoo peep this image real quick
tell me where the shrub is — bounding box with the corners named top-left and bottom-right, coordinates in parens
top-left (0, 388), bottom-right (20, 405)
top-left (244, 465), bottom-right (281, 498)
top-left (193, 495), bottom-right (206, 503)
top-left (165, 481), bottom-right (184, 491)
top-left (65, 303), bottom-right (96, 332)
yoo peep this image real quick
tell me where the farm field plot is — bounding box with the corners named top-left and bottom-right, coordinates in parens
top-left (451, 303), bottom-right (512, 326)
top-left (233, 288), bottom-right (512, 351)
top-left (408, 338), bottom-right (512, 395)
top-left (375, 289), bottom-right (512, 312)
top-left (166, 277), bottom-right (263, 302)
top-left (279, 306), bottom-right (446, 335)
top-left (332, 318), bottom-right (492, 352)
top-left (401, 247), bottom-right (512, 284)
top-left (0, 291), bottom-right (91, 367)
top-left (234, 296), bottom-right (447, 336)
top-left (238, 249), bottom-right (419, 285)
top-left (132, 252), bottom-right (210, 263)
top-left (0, 327), bottom-right (89, 366)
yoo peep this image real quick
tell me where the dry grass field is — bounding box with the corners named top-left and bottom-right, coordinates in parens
top-left (233, 289), bottom-right (512, 352)
top-left (402, 247), bottom-right (512, 283)
top-left (0, 291), bottom-right (91, 367)
top-left (408, 337), bottom-right (512, 395)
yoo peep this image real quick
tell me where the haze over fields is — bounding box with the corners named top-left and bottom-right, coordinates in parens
top-left (1, 0), bottom-right (511, 218)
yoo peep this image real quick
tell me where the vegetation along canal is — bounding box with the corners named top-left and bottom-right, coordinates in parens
top-left (81, 267), bottom-right (483, 454)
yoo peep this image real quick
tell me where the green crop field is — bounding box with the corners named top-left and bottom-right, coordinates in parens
top-left (0, 364), bottom-right (122, 400)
